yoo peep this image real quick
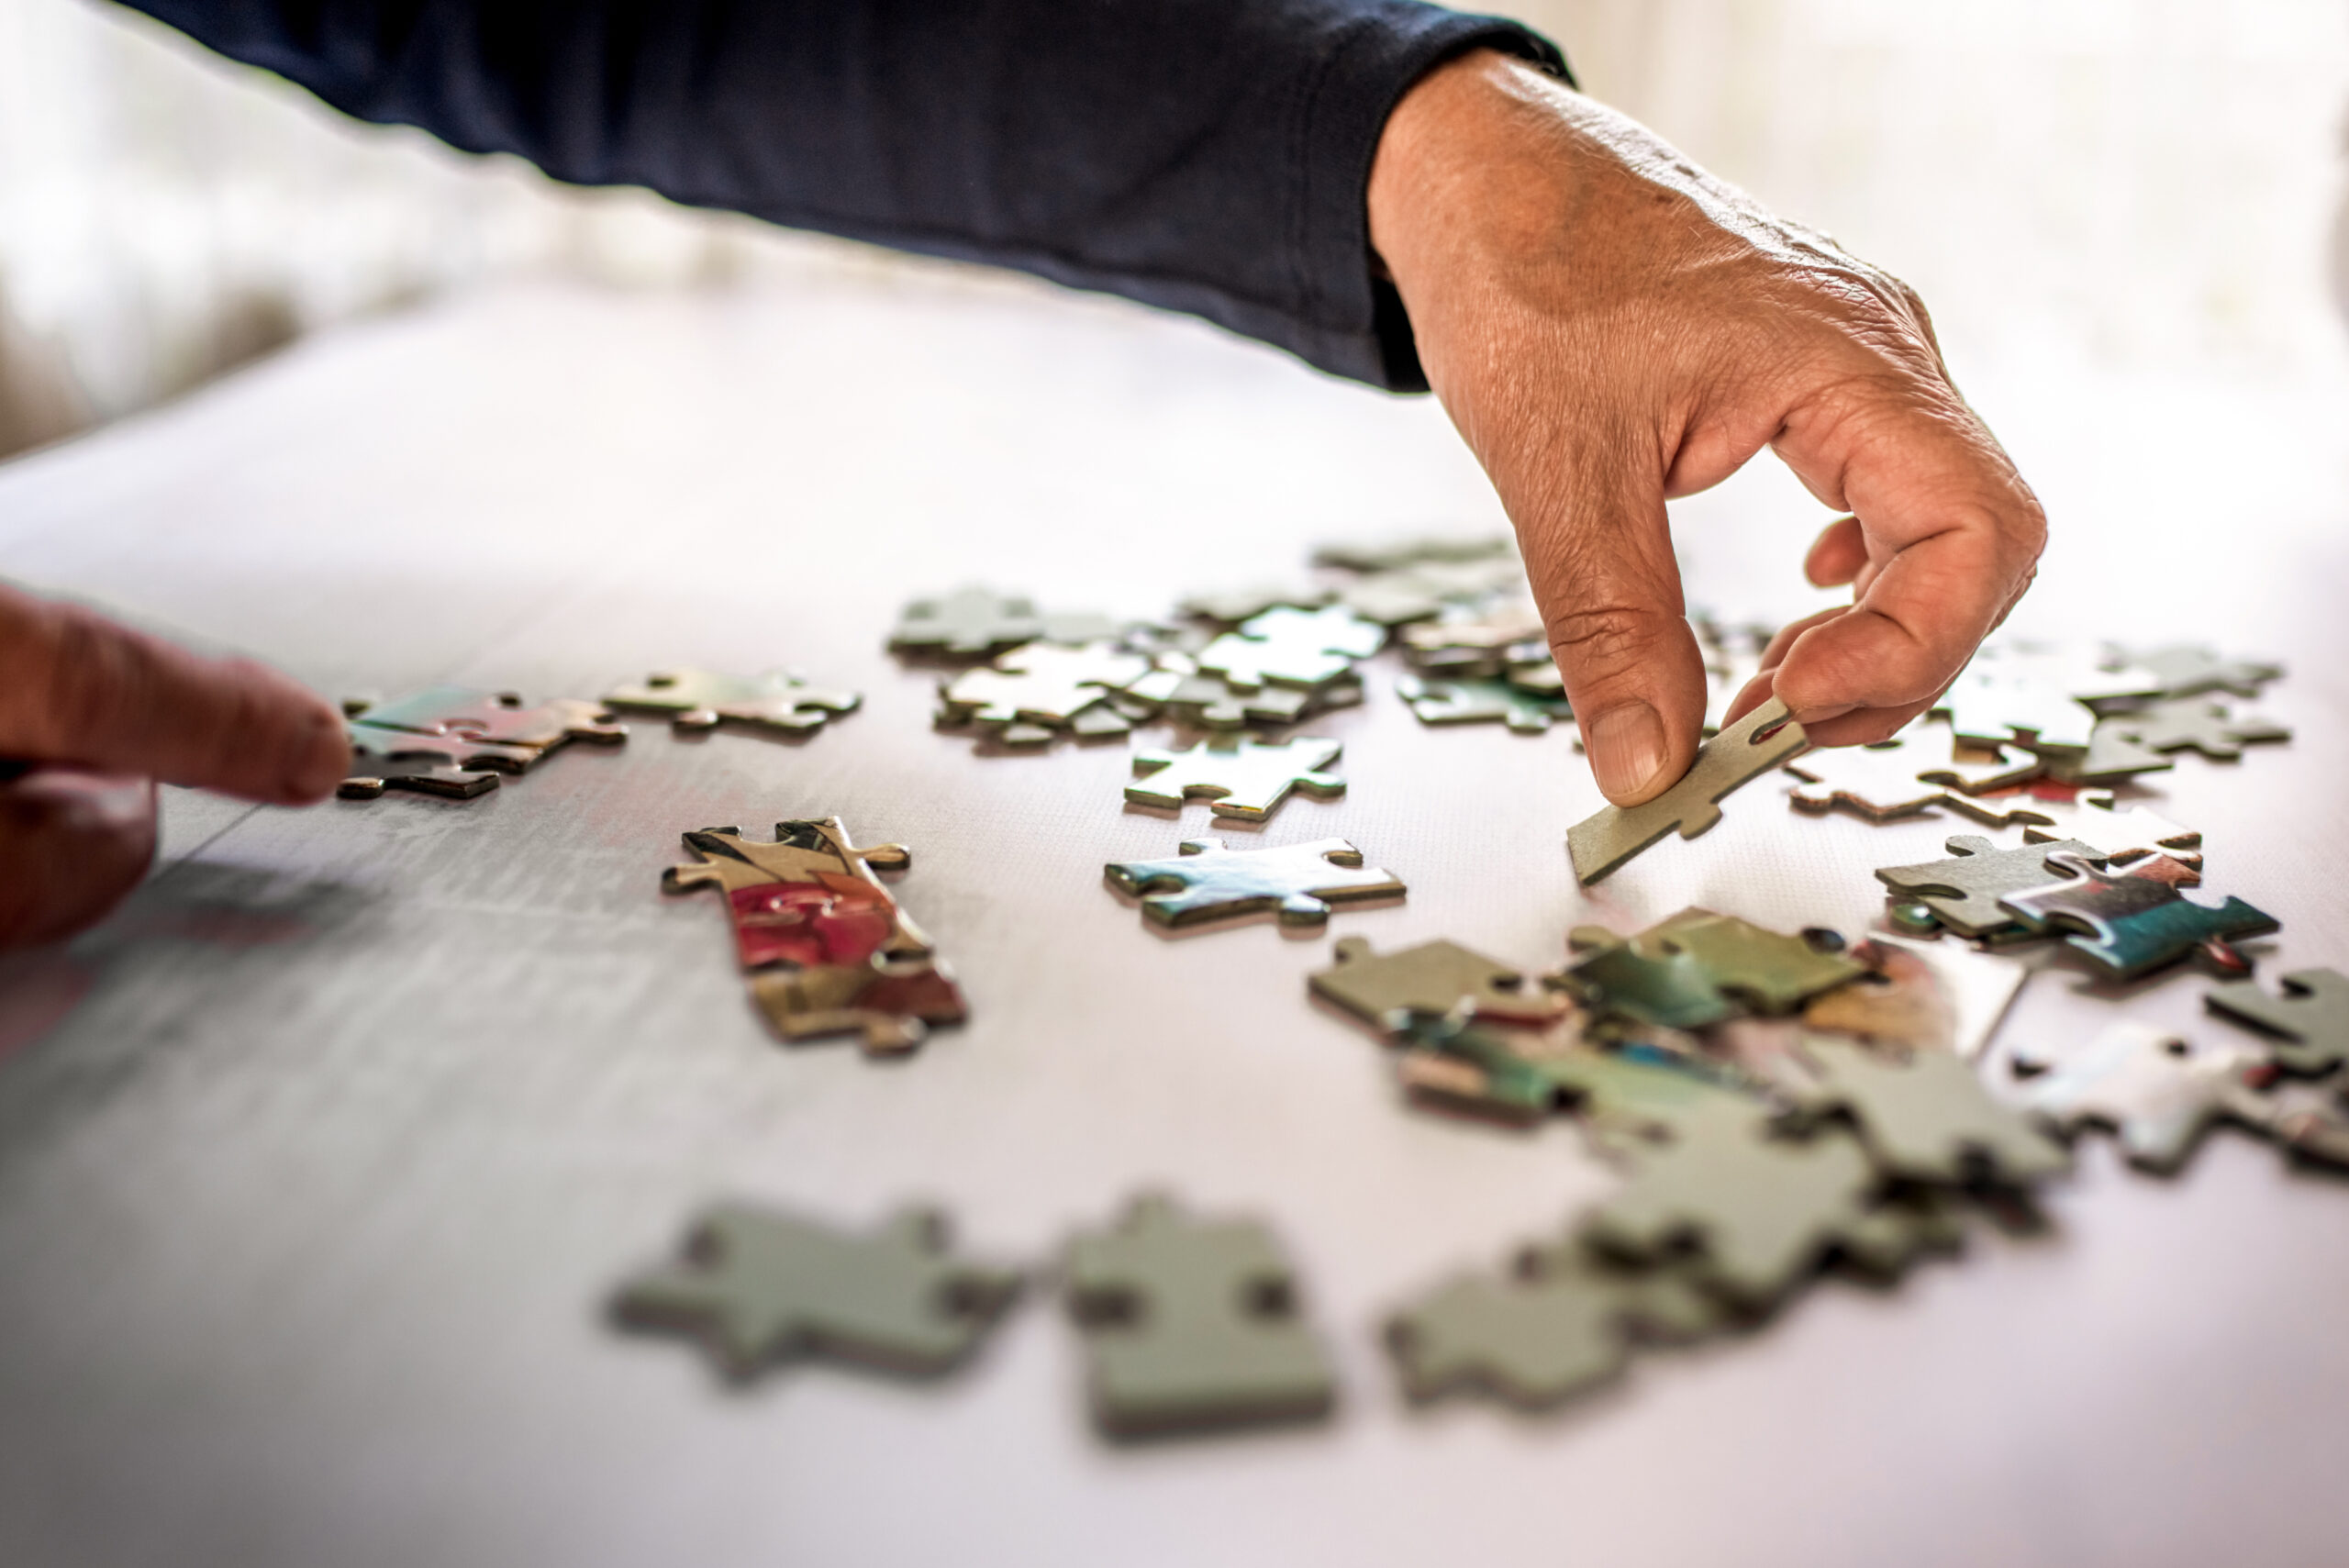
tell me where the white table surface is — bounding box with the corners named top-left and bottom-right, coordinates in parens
top-left (2, 268), bottom-right (2346, 1568)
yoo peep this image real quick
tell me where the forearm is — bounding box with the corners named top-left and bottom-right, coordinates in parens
top-left (117, 0), bottom-right (1563, 387)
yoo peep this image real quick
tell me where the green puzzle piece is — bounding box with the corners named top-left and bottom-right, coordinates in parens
top-left (614, 1203), bottom-right (1019, 1380)
top-left (1065, 1194), bottom-right (1336, 1439)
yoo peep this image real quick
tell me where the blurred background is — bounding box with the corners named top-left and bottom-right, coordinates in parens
top-left (0, 0), bottom-right (2344, 460)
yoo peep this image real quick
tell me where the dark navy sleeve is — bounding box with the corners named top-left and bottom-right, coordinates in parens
top-left (113, 0), bottom-right (1565, 389)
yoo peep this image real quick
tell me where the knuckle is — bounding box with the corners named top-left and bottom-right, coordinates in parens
top-left (1547, 604), bottom-right (1667, 679)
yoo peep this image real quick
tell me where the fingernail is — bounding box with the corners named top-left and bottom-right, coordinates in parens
top-left (1586, 702), bottom-right (1668, 803)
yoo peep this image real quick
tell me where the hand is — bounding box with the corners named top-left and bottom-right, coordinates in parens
top-left (0, 583), bottom-right (349, 948)
top-left (1368, 50), bottom-right (2044, 805)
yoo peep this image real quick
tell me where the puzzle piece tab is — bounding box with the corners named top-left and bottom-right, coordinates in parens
top-left (2114, 696), bottom-right (2290, 761)
top-left (615, 1203), bottom-right (1019, 1380)
top-left (1105, 839), bottom-right (1404, 929)
top-left (1566, 909), bottom-right (1865, 1026)
top-left (1784, 739), bottom-right (1951, 822)
top-left (2206, 968), bottom-right (2349, 1074)
top-left (1064, 1194), bottom-right (1335, 1438)
top-left (604, 668), bottom-right (860, 736)
top-left (937, 640), bottom-right (1153, 741)
top-left (1125, 736), bottom-right (1345, 821)
top-left (1567, 698), bottom-right (1810, 884)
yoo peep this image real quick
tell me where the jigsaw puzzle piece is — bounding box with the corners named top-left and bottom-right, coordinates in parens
top-left (1400, 599), bottom-right (1547, 674)
top-left (1873, 835), bottom-right (2103, 939)
top-left (1311, 534), bottom-right (1515, 573)
top-left (2113, 696), bottom-right (2290, 761)
top-left (888, 587), bottom-right (1117, 660)
top-left (2112, 643), bottom-right (2283, 700)
top-left (2041, 720), bottom-right (2176, 786)
top-left (1397, 1011), bottom-right (1755, 1149)
top-left (337, 745), bottom-right (501, 801)
top-left (604, 668), bottom-right (860, 735)
top-left (1064, 1194), bottom-right (1335, 1438)
top-left (1309, 936), bottom-right (1567, 1030)
top-left (1124, 736), bottom-right (1345, 821)
top-left (2001, 793), bottom-right (2204, 870)
top-left (1197, 605), bottom-right (1387, 691)
top-left (1156, 672), bottom-right (1357, 730)
top-left (348, 686), bottom-right (626, 753)
top-left (1566, 697), bottom-right (1810, 884)
top-left (1396, 674), bottom-right (1571, 735)
top-left (614, 1203), bottom-right (1019, 1380)
top-left (2009, 1021), bottom-right (2271, 1173)
top-left (1631, 909), bottom-right (1865, 1015)
top-left (1581, 1102), bottom-right (1896, 1310)
top-left (1176, 584), bottom-right (1331, 625)
top-left (938, 641), bottom-right (1154, 734)
top-left (2205, 968), bottom-right (2349, 1073)
top-left (344, 718), bottom-right (542, 773)
top-left (1104, 839), bottom-right (1405, 929)
top-left (1385, 1240), bottom-right (1717, 1409)
top-left (1789, 1036), bottom-right (2069, 1185)
top-left (1998, 851), bottom-right (2276, 980)
top-left (1784, 738), bottom-right (1951, 821)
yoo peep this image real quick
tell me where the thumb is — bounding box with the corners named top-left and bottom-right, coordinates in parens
top-left (1517, 432), bottom-right (1709, 806)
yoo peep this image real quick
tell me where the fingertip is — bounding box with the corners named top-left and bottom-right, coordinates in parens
top-left (273, 697), bottom-right (352, 804)
top-left (1803, 515), bottom-right (1867, 587)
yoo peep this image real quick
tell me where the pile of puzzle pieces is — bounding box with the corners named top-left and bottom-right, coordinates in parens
top-left (1312, 914), bottom-right (2065, 1407)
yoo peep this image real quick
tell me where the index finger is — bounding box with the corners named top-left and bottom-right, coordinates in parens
top-left (0, 583), bottom-right (348, 803)
top-left (1765, 373), bottom-right (2045, 728)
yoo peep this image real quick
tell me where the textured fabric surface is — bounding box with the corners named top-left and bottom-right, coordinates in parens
top-left (118, 0), bottom-right (1565, 388)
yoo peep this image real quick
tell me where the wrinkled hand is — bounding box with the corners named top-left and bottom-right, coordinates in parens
top-left (0, 582), bottom-right (348, 948)
top-left (1369, 50), bottom-right (2044, 804)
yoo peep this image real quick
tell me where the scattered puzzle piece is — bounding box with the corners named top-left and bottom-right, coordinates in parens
top-left (938, 640), bottom-right (1153, 739)
top-left (1309, 936), bottom-right (1566, 1029)
top-left (1176, 584), bottom-right (1330, 625)
top-left (1873, 835), bottom-right (2102, 939)
top-left (1566, 909), bottom-right (1865, 1027)
top-left (2206, 968), bottom-right (2349, 1074)
top-left (1909, 722), bottom-right (2045, 795)
top-left (1396, 673), bottom-right (1571, 735)
top-left (1197, 605), bottom-right (1386, 691)
top-left (1791, 1036), bottom-right (2070, 1185)
top-left (338, 734), bottom-right (502, 801)
top-left (2009, 1022), bottom-right (2270, 1173)
top-left (1581, 1102), bottom-right (1903, 1309)
top-left (1783, 739), bottom-right (1950, 821)
top-left (2043, 720), bottom-right (2176, 786)
top-left (2112, 643), bottom-right (2283, 700)
top-left (2113, 696), bottom-right (2290, 761)
top-left (1400, 600), bottom-right (1548, 675)
top-left (614, 1203), bottom-right (1019, 1380)
top-left (1936, 661), bottom-right (2096, 751)
top-left (664, 818), bottom-right (964, 1053)
top-left (1385, 1240), bottom-right (1716, 1409)
top-left (604, 668), bottom-right (860, 736)
top-left (1566, 698), bottom-right (1809, 884)
top-left (1125, 736), bottom-right (1346, 821)
top-left (348, 684), bottom-right (629, 753)
top-left (1105, 838), bottom-right (1404, 929)
top-left (1155, 671), bottom-right (1361, 730)
top-left (1999, 851), bottom-right (2275, 980)
top-left (1311, 534), bottom-right (1514, 573)
top-left (1397, 1010), bottom-right (1751, 1145)
top-left (1064, 1194), bottom-right (1336, 1438)
top-left (888, 587), bottom-right (1117, 660)
top-left (2009, 793), bottom-right (2203, 870)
